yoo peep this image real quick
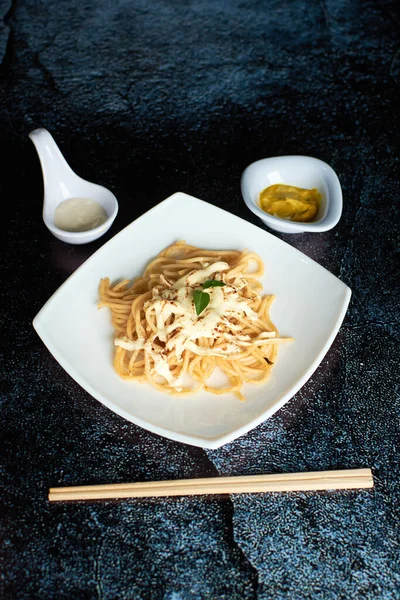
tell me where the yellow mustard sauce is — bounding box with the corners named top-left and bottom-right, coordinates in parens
top-left (259, 184), bottom-right (322, 222)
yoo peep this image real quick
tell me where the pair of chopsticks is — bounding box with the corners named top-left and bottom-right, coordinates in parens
top-left (48, 468), bottom-right (373, 501)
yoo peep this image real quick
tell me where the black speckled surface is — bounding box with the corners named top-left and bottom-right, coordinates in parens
top-left (1, 1), bottom-right (399, 598)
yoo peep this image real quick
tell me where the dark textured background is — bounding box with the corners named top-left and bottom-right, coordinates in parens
top-left (1, 1), bottom-right (399, 598)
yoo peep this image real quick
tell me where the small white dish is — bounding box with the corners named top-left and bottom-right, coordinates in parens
top-left (29, 128), bottom-right (119, 244)
top-left (33, 192), bottom-right (351, 449)
top-left (241, 155), bottom-right (343, 234)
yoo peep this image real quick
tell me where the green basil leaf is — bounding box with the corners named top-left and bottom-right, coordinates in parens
top-left (202, 280), bottom-right (226, 289)
top-left (193, 289), bottom-right (210, 316)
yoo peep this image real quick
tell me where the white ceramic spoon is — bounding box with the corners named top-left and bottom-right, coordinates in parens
top-left (29, 127), bottom-right (119, 244)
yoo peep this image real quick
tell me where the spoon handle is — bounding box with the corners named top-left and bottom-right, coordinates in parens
top-left (29, 128), bottom-right (76, 205)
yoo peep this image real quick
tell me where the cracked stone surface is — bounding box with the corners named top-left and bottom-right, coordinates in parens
top-left (0, 0), bottom-right (399, 598)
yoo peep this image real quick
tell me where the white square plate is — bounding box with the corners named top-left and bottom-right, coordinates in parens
top-left (33, 192), bottom-right (351, 449)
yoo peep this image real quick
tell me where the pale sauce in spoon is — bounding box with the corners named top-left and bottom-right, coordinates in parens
top-left (54, 197), bottom-right (108, 232)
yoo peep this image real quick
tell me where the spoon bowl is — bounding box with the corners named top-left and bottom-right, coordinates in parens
top-left (29, 128), bottom-right (119, 244)
top-left (241, 155), bottom-right (342, 234)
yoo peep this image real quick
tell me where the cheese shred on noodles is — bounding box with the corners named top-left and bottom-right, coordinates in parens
top-left (98, 241), bottom-right (292, 401)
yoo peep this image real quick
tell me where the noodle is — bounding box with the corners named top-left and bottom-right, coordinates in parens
top-left (98, 241), bottom-right (292, 401)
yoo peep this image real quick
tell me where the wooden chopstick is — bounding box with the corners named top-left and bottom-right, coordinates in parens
top-left (48, 468), bottom-right (373, 501)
